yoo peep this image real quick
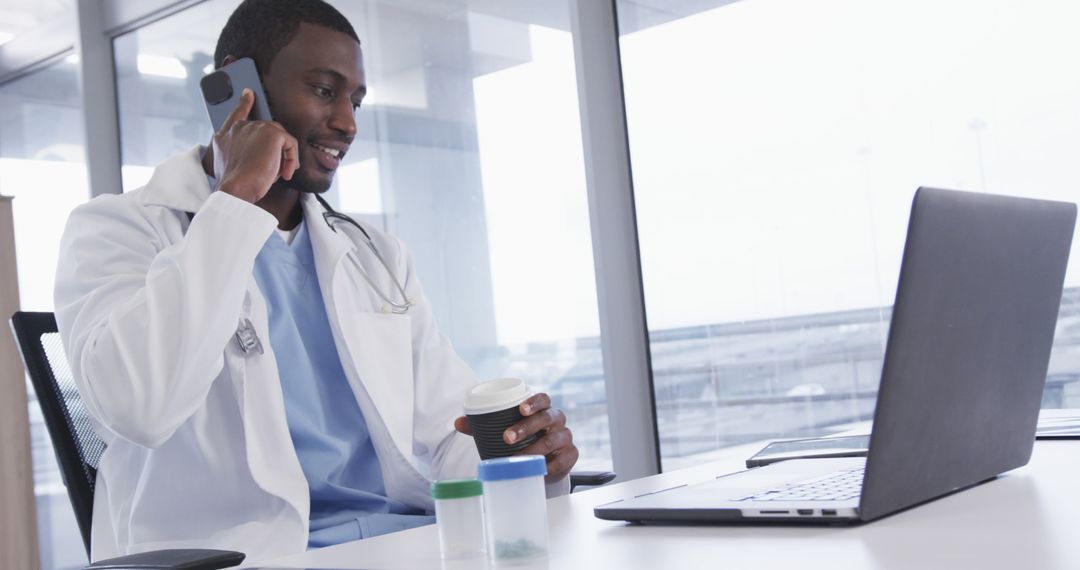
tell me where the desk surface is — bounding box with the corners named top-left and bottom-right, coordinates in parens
top-left (262, 441), bottom-right (1077, 570)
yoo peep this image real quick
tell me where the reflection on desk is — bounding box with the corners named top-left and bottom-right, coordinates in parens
top-left (260, 441), bottom-right (1078, 570)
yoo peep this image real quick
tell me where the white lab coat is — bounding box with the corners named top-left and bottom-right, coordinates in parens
top-left (53, 146), bottom-right (552, 563)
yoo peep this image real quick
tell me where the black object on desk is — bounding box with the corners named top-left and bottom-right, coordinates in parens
top-left (1036, 409), bottom-right (1080, 439)
top-left (745, 407), bottom-right (1080, 470)
top-left (745, 434), bottom-right (869, 468)
top-left (84, 549), bottom-right (245, 569)
top-left (571, 470), bottom-right (618, 489)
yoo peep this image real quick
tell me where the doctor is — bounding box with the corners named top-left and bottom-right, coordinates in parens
top-left (53, 0), bottom-right (578, 563)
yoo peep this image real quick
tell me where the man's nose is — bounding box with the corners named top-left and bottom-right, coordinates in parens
top-left (328, 97), bottom-right (357, 138)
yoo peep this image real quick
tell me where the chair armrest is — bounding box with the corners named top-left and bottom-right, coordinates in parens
top-left (569, 470), bottom-right (617, 492)
top-left (85, 548), bottom-right (245, 569)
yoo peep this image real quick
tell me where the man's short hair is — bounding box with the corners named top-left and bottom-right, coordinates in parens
top-left (213, 0), bottom-right (360, 75)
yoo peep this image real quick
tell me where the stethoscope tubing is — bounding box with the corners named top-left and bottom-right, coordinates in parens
top-left (315, 194), bottom-right (414, 314)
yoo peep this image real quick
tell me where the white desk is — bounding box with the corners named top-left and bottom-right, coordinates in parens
top-left (262, 441), bottom-right (1078, 570)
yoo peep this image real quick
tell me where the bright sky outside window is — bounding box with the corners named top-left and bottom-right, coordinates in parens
top-left (617, 0), bottom-right (1080, 470)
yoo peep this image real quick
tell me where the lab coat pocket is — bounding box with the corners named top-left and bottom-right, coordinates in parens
top-left (339, 311), bottom-right (416, 462)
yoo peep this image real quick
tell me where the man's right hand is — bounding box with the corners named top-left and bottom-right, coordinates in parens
top-left (212, 88), bottom-right (300, 203)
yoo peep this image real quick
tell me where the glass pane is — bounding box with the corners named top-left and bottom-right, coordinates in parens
top-left (114, 0), bottom-right (610, 470)
top-left (0, 0), bottom-right (74, 46)
top-left (616, 0), bottom-right (1080, 470)
top-left (0, 61), bottom-right (90, 568)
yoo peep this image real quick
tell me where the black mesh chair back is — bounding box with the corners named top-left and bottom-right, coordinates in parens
top-left (10, 311), bottom-right (105, 557)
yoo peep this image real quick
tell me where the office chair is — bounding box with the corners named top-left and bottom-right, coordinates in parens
top-left (9, 312), bottom-right (244, 570)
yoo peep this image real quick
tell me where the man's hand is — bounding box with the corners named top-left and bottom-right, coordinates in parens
top-left (212, 88), bottom-right (300, 203)
top-left (455, 392), bottom-right (579, 485)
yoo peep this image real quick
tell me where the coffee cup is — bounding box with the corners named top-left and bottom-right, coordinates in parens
top-left (463, 378), bottom-right (540, 459)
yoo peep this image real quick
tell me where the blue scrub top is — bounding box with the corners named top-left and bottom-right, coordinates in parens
top-left (251, 219), bottom-right (434, 548)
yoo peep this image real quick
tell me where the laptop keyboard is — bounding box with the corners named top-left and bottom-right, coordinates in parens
top-left (732, 466), bottom-right (865, 502)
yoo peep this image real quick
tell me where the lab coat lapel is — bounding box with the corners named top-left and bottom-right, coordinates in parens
top-left (226, 282), bottom-right (309, 546)
top-left (303, 195), bottom-right (352, 275)
top-left (302, 196), bottom-right (420, 478)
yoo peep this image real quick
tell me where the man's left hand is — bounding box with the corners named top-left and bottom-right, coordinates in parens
top-left (454, 392), bottom-right (579, 485)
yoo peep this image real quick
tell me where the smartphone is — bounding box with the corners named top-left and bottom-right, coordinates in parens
top-left (745, 434), bottom-right (869, 468)
top-left (199, 57), bottom-right (273, 132)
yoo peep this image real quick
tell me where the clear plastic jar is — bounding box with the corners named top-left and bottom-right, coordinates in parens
top-left (477, 455), bottom-right (548, 563)
top-left (430, 478), bottom-right (485, 560)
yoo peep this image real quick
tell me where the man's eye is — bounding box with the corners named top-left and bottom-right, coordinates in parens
top-left (314, 86), bottom-right (333, 98)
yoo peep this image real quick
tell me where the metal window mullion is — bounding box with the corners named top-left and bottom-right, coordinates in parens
top-left (100, 0), bottom-right (210, 38)
top-left (569, 0), bottom-right (660, 481)
top-left (75, 1), bottom-right (123, 197)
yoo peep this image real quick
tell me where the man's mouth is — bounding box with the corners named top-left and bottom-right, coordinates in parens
top-left (308, 141), bottom-right (348, 172)
top-left (310, 142), bottom-right (344, 159)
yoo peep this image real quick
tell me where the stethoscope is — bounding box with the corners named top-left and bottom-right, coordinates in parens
top-left (314, 194), bottom-right (415, 315)
top-left (230, 194), bottom-right (415, 356)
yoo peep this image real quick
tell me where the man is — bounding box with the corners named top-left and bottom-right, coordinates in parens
top-left (53, 0), bottom-right (577, 562)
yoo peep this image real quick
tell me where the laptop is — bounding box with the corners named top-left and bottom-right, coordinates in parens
top-left (595, 187), bottom-right (1076, 524)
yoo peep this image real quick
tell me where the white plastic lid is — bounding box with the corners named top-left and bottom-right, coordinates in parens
top-left (463, 378), bottom-right (532, 415)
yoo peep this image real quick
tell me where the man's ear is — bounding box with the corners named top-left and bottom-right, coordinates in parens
top-left (219, 54), bottom-right (238, 69)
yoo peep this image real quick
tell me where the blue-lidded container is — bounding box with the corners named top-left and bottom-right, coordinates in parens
top-left (477, 455), bottom-right (547, 481)
top-left (477, 455), bottom-right (548, 562)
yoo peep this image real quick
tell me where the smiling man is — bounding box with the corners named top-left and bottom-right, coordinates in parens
top-left (52, 0), bottom-right (577, 563)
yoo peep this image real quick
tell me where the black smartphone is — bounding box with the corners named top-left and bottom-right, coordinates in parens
top-left (745, 434), bottom-right (869, 468)
top-left (199, 57), bottom-right (273, 132)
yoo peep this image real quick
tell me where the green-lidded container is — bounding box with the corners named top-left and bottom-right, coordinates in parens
top-left (430, 478), bottom-right (483, 500)
top-left (430, 478), bottom-right (485, 560)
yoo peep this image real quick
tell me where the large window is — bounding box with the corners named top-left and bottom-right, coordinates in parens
top-left (0, 0), bottom-right (73, 47)
top-left (113, 0), bottom-right (612, 470)
top-left (616, 0), bottom-right (1080, 470)
top-left (0, 60), bottom-right (90, 569)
